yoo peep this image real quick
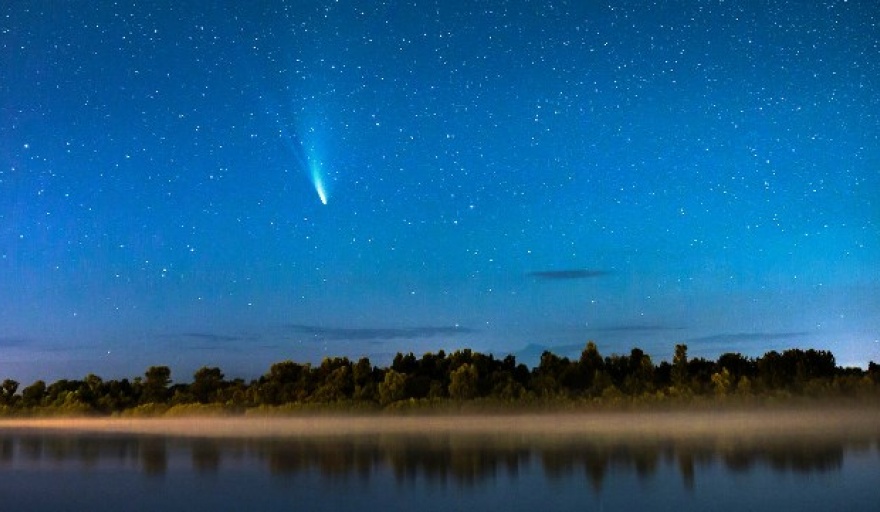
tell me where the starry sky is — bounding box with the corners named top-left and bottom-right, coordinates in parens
top-left (2, 1), bottom-right (878, 384)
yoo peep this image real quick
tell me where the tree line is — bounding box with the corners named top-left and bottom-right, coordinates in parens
top-left (1, 343), bottom-right (879, 415)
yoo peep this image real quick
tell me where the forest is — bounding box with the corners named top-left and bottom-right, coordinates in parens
top-left (1, 343), bottom-right (879, 416)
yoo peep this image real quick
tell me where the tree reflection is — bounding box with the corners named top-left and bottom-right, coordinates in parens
top-left (140, 438), bottom-right (167, 475)
top-left (720, 442), bottom-right (844, 474)
top-left (263, 439), bottom-right (381, 478)
top-left (381, 435), bottom-right (528, 486)
top-left (192, 440), bottom-right (221, 473)
top-left (0, 432), bottom-right (872, 490)
top-left (0, 439), bottom-right (12, 463)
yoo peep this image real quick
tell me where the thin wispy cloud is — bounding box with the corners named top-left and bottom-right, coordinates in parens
top-left (591, 324), bottom-right (684, 333)
top-left (528, 269), bottom-right (612, 280)
top-left (686, 332), bottom-right (809, 344)
top-left (286, 324), bottom-right (476, 341)
top-left (181, 332), bottom-right (243, 343)
top-left (0, 337), bottom-right (32, 347)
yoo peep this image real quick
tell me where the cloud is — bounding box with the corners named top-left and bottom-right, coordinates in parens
top-left (181, 332), bottom-right (243, 343)
top-left (0, 337), bottom-right (32, 347)
top-left (591, 324), bottom-right (684, 333)
top-left (528, 269), bottom-right (611, 280)
top-left (685, 332), bottom-right (809, 344)
top-left (286, 324), bottom-right (476, 341)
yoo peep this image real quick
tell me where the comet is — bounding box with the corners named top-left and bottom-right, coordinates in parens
top-left (261, 95), bottom-right (332, 206)
top-left (277, 125), bottom-right (329, 205)
top-left (311, 163), bottom-right (328, 205)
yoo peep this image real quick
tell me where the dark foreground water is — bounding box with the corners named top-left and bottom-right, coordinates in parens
top-left (0, 430), bottom-right (877, 511)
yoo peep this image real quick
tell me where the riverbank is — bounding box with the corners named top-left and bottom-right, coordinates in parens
top-left (2, 406), bottom-right (878, 441)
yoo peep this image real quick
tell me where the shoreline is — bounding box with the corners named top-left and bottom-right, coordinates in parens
top-left (1, 407), bottom-right (879, 441)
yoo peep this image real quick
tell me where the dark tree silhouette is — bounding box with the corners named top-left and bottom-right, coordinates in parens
top-left (671, 344), bottom-right (689, 392)
top-left (0, 379), bottom-right (18, 406)
top-left (20, 380), bottom-right (46, 407)
top-left (141, 366), bottom-right (172, 404)
top-left (191, 367), bottom-right (225, 404)
top-left (448, 363), bottom-right (478, 400)
top-left (0, 341), bottom-right (875, 414)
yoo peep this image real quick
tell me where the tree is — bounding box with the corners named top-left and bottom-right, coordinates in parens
top-left (46, 379), bottom-right (79, 407)
top-left (577, 341), bottom-right (604, 391)
top-left (868, 362), bottom-right (880, 384)
top-left (258, 360), bottom-right (309, 405)
top-left (789, 349), bottom-right (836, 384)
top-left (757, 351), bottom-right (784, 390)
top-left (448, 363), bottom-right (478, 400)
top-left (531, 351), bottom-right (568, 397)
top-left (352, 357), bottom-right (378, 402)
top-left (141, 366), bottom-right (172, 404)
top-left (0, 379), bottom-right (18, 406)
top-left (191, 367), bottom-right (224, 404)
top-left (717, 352), bottom-right (755, 382)
top-left (21, 380), bottom-right (46, 407)
top-left (391, 352), bottom-right (418, 374)
top-left (378, 369), bottom-right (407, 406)
top-left (99, 378), bottom-right (136, 412)
top-left (78, 374), bottom-right (104, 410)
top-left (711, 368), bottom-right (733, 396)
top-left (671, 344), bottom-right (689, 392)
top-left (312, 359), bottom-right (354, 402)
top-left (624, 349), bottom-right (655, 395)
top-left (603, 353), bottom-right (631, 391)
top-left (687, 358), bottom-right (717, 393)
top-left (491, 373), bottom-right (526, 401)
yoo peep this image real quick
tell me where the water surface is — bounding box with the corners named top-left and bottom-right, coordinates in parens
top-left (1, 430), bottom-right (877, 511)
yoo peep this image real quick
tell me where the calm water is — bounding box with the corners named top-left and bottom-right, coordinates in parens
top-left (0, 431), bottom-right (877, 511)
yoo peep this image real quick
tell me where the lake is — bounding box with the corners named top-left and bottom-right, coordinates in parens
top-left (0, 427), bottom-right (877, 511)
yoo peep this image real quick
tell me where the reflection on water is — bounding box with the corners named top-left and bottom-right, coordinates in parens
top-left (0, 431), bottom-right (875, 491)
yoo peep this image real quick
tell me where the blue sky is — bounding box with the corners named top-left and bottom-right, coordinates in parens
top-left (1, 0), bottom-right (877, 384)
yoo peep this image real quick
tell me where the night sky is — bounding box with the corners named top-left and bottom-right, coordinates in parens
top-left (2, 1), bottom-right (878, 384)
